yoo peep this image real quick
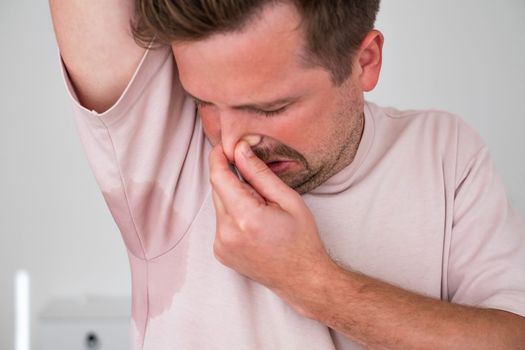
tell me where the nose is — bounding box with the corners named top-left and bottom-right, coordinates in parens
top-left (218, 112), bottom-right (261, 162)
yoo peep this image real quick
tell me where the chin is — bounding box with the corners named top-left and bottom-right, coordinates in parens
top-left (280, 171), bottom-right (322, 195)
top-left (292, 181), bottom-right (321, 195)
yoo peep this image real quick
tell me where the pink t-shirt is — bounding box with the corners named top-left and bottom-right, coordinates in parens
top-left (60, 46), bottom-right (525, 350)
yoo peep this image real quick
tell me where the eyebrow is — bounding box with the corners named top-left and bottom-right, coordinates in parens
top-left (185, 91), bottom-right (300, 111)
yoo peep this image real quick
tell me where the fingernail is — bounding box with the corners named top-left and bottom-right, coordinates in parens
top-left (243, 134), bottom-right (262, 147)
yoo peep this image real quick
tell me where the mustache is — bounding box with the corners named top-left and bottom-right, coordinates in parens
top-left (252, 143), bottom-right (309, 168)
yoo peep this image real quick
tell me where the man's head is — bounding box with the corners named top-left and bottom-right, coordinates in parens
top-left (132, 0), bottom-right (383, 193)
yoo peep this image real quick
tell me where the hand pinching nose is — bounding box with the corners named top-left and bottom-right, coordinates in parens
top-left (229, 135), bottom-right (261, 181)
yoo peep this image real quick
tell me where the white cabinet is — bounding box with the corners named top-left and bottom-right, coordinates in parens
top-left (36, 297), bottom-right (130, 350)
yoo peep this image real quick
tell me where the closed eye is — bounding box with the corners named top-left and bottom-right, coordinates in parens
top-left (192, 97), bottom-right (290, 118)
top-left (253, 105), bottom-right (289, 117)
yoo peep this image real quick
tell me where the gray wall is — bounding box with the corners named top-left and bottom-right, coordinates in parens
top-left (0, 1), bottom-right (524, 348)
top-left (368, 0), bottom-right (525, 216)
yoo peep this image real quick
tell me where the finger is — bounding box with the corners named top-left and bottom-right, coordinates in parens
top-left (209, 144), bottom-right (265, 216)
top-left (211, 189), bottom-right (227, 216)
top-left (233, 140), bottom-right (300, 210)
top-left (240, 181), bottom-right (266, 205)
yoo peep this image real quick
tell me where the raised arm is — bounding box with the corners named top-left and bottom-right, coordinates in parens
top-left (49, 0), bottom-right (146, 113)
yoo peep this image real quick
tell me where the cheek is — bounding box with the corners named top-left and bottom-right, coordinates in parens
top-left (275, 108), bottom-right (329, 152)
top-left (200, 111), bottom-right (221, 146)
top-left (272, 121), bottom-right (304, 145)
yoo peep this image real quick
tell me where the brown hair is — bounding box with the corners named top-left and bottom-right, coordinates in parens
top-left (131, 0), bottom-right (380, 85)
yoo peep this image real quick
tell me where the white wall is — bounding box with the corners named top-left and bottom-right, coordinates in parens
top-left (0, 1), bottom-right (523, 349)
top-left (0, 1), bottom-right (130, 349)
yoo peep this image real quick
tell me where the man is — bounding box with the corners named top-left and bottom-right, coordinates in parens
top-left (49, 0), bottom-right (525, 349)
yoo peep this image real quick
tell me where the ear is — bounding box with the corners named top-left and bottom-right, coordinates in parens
top-left (355, 30), bottom-right (384, 92)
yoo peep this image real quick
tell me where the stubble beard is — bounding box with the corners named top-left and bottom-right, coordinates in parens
top-left (293, 110), bottom-right (364, 194)
top-left (253, 108), bottom-right (365, 195)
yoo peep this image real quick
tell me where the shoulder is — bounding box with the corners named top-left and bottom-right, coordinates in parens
top-left (365, 101), bottom-right (488, 182)
top-left (366, 101), bottom-right (485, 155)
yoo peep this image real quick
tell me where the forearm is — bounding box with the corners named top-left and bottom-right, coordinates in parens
top-left (279, 260), bottom-right (525, 350)
top-left (49, 0), bottom-right (144, 112)
top-left (208, 140), bottom-right (525, 348)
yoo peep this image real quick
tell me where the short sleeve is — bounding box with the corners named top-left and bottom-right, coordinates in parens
top-left (59, 46), bottom-right (211, 261)
top-left (60, 45), bottom-right (170, 122)
top-left (447, 146), bottom-right (525, 317)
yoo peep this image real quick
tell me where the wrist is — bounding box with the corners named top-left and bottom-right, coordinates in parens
top-left (274, 256), bottom-right (355, 321)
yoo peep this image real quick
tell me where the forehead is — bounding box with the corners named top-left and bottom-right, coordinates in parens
top-left (171, 2), bottom-right (327, 104)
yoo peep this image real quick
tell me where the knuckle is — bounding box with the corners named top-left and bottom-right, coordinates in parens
top-left (237, 213), bottom-right (261, 234)
top-left (216, 225), bottom-right (241, 250)
top-left (254, 163), bottom-right (272, 177)
top-left (209, 171), bottom-right (221, 188)
top-left (236, 217), bottom-right (252, 232)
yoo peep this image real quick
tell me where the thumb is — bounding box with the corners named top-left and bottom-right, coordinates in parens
top-left (234, 140), bottom-right (299, 209)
